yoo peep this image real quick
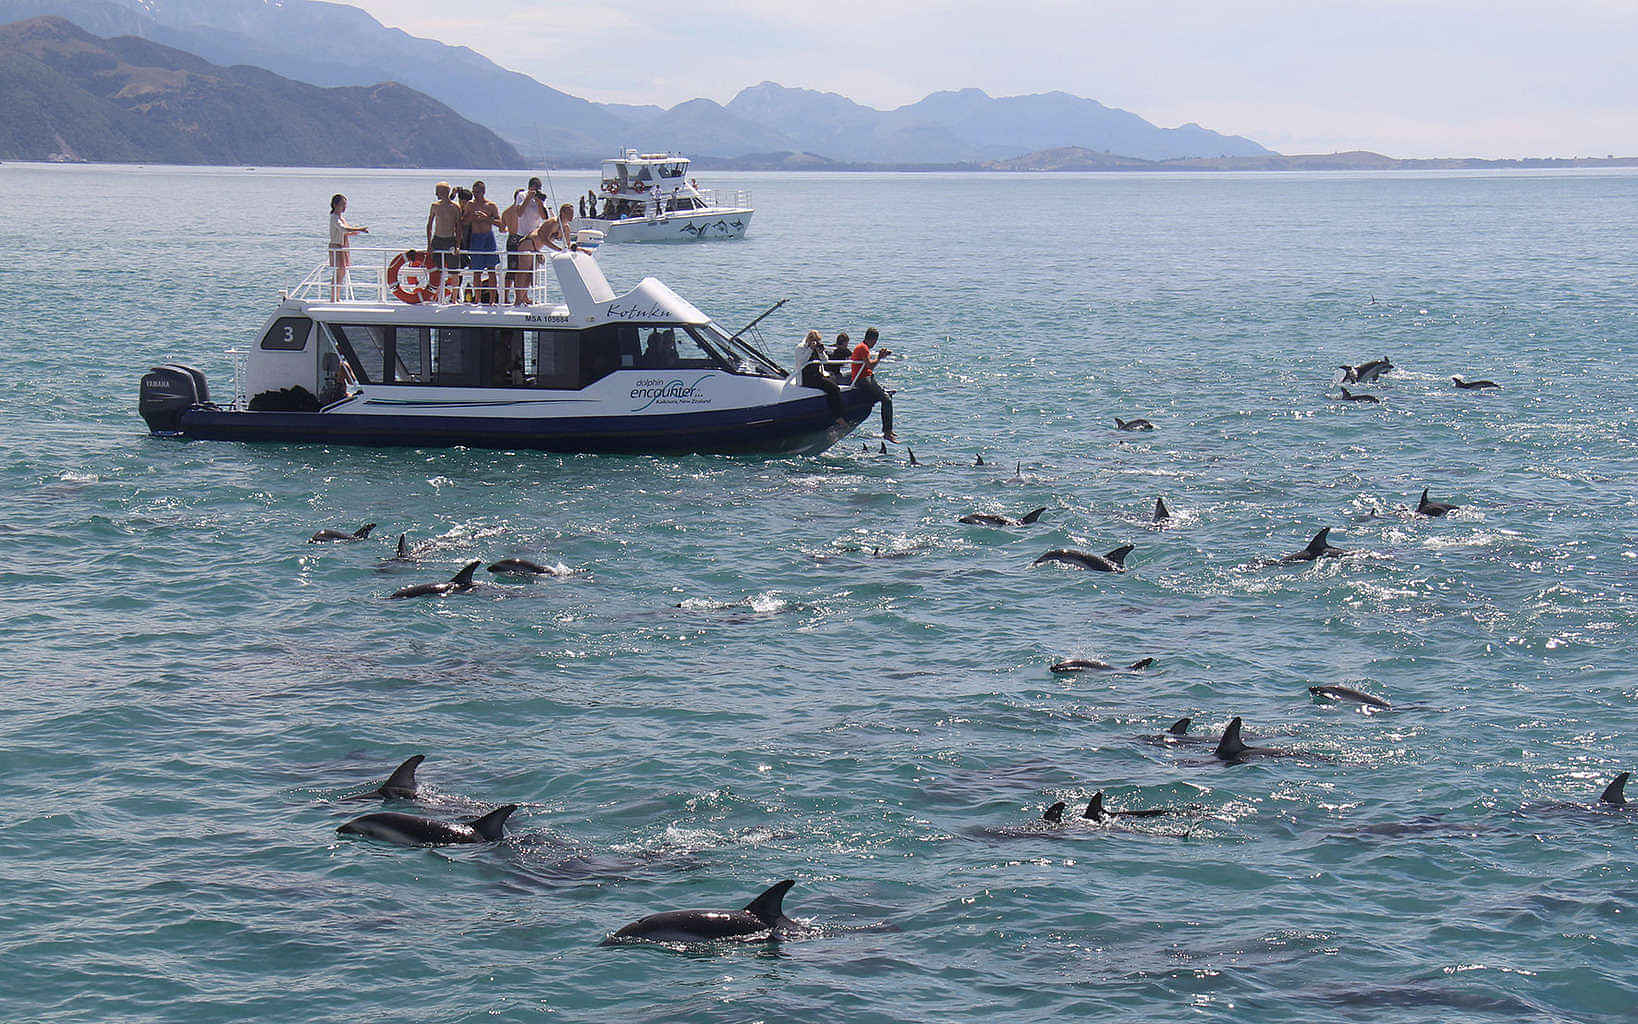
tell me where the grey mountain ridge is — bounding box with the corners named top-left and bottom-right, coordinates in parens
top-left (0, 0), bottom-right (1274, 162)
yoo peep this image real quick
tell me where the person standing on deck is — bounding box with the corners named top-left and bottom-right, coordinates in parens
top-left (849, 327), bottom-right (897, 442)
top-left (424, 182), bottom-right (460, 303)
top-left (461, 180), bottom-right (503, 303)
top-left (328, 194), bottom-right (367, 301)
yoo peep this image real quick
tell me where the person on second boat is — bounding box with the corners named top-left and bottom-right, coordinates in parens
top-left (799, 330), bottom-right (844, 417)
top-left (849, 327), bottom-right (897, 442)
top-left (462, 180), bottom-right (502, 303)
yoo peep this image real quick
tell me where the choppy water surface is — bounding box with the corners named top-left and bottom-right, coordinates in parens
top-left (1, 163), bottom-right (1636, 1023)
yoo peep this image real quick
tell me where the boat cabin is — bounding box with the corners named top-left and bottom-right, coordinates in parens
top-left (243, 249), bottom-right (784, 411)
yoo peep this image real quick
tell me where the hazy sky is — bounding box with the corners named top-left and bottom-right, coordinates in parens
top-left (348, 0), bottom-right (1636, 158)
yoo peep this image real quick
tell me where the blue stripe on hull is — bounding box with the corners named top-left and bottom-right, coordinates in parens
top-left (169, 390), bottom-right (876, 456)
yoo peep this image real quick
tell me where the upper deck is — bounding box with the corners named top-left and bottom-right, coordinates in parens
top-left (291, 247), bottom-right (710, 329)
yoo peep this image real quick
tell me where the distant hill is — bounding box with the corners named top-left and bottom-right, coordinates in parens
top-left (0, 17), bottom-right (523, 166)
top-left (616, 83), bottom-right (1273, 164)
top-left (0, 0), bottom-right (621, 151)
top-left (986, 146), bottom-right (1638, 173)
top-left (0, 0), bottom-right (1277, 163)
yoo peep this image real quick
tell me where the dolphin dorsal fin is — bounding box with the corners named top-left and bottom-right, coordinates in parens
top-left (451, 560), bottom-right (481, 586)
top-left (1043, 801), bottom-right (1065, 823)
top-left (1418, 488), bottom-right (1430, 511)
top-left (1104, 544), bottom-right (1134, 567)
top-left (1340, 386), bottom-right (1353, 398)
top-left (469, 804), bottom-right (516, 841)
top-left (1304, 529), bottom-right (1332, 556)
top-left (879, 441), bottom-right (887, 454)
top-left (1154, 497), bottom-right (1170, 521)
top-left (1114, 418), bottom-right (1126, 429)
top-left (743, 879), bottom-right (795, 925)
top-left (354, 523), bottom-right (377, 539)
top-left (1601, 772), bottom-right (1630, 806)
top-left (396, 533), bottom-right (408, 557)
top-left (1020, 507), bottom-right (1047, 525)
top-left (1215, 717), bottom-right (1247, 758)
top-left (380, 754), bottom-right (424, 796)
top-left (907, 448), bottom-right (919, 466)
top-left (1168, 717), bottom-right (1191, 735)
top-left (975, 454), bottom-right (984, 466)
top-left (1083, 792), bottom-right (1106, 821)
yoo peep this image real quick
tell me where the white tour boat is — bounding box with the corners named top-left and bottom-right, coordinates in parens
top-left (581, 150), bottom-right (753, 243)
top-left (137, 242), bottom-right (875, 454)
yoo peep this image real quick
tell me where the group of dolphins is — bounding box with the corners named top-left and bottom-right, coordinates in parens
top-left (1332, 356), bottom-right (1500, 404)
top-left (308, 523), bottom-right (559, 598)
top-left (334, 755), bottom-right (811, 945)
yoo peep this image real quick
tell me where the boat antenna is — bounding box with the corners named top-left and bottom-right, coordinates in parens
top-left (534, 124), bottom-right (557, 208)
top-left (730, 297), bottom-right (788, 343)
top-left (728, 298), bottom-right (788, 365)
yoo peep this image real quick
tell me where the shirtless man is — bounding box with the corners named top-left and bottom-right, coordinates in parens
top-left (424, 182), bottom-right (460, 302)
top-left (462, 180), bottom-right (503, 303)
top-left (499, 190), bottom-right (538, 306)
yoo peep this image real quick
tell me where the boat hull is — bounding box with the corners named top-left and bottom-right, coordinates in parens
top-left (161, 388), bottom-right (874, 456)
top-left (583, 209), bottom-right (753, 244)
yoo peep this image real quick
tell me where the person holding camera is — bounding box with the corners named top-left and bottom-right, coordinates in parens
top-left (848, 326), bottom-right (897, 442)
top-left (799, 330), bottom-right (845, 418)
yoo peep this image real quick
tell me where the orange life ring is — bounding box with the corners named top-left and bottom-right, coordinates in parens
top-left (387, 250), bottom-right (432, 304)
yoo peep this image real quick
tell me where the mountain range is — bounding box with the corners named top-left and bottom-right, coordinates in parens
top-left (0, 0), bottom-right (1274, 164)
top-left (0, 17), bottom-right (521, 166)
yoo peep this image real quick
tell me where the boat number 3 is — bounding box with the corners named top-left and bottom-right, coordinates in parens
top-left (260, 317), bottom-right (311, 351)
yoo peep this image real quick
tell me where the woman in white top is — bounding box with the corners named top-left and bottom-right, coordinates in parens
top-left (328, 193), bottom-right (368, 300)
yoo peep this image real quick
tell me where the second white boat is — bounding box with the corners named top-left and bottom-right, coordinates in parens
top-left (581, 150), bottom-right (753, 243)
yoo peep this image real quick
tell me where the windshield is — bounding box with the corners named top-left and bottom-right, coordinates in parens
top-left (690, 323), bottom-right (785, 378)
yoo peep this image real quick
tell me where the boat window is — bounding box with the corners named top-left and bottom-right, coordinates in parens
top-left (391, 326), bottom-right (431, 383)
top-left (430, 327), bottom-right (485, 388)
top-left (260, 316), bottom-right (311, 351)
top-left (690, 323), bottom-right (786, 378)
top-left (529, 330), bottom-right (580, 389)
top-left (634, 165), bottom-right (653, 183)
top-left (659, 163), bottom-right (684, 179)
top-left (327, 323), bottom-right (387, 383)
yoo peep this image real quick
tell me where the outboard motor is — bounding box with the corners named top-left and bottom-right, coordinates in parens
top-left (139, 364), bottom-right (210, 433)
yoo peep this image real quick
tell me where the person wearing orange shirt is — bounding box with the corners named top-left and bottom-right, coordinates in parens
top-left (848, 326), bottom-right (896, 442)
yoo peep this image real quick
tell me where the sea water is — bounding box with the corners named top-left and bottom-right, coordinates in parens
top-left (0, 163), bottom-right (1635, 1023)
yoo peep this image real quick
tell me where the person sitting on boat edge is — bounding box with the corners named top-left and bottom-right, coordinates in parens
top-left (800, 330), bottom-right (844, 417)
top-left (425, 182), bottom-right (461, 302)
top-left (829, 331), bottom-right (851, 369)
top-left (462, 180), bottom-right (503, 303)
top-left (327, 194), bottom-right (368, 301)
top-left (849, 327), bottom-right (897, 442)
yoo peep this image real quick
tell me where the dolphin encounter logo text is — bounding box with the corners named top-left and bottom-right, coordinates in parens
top-left (629, 374), bottom-right (714, 412)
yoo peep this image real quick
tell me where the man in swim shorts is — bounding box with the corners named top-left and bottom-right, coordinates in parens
top-left (425, 182), bottom-right (461, 302)
top-left (461, 180), bottom-right (503, 303)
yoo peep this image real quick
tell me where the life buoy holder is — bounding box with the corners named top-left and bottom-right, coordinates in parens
top-left (387, 250), bottom-right (433, 304)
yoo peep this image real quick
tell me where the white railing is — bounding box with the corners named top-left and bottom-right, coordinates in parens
top-left (289, 245), bottom-right (555, 307)
top-left (696, 188), bottom-right (752, 210)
